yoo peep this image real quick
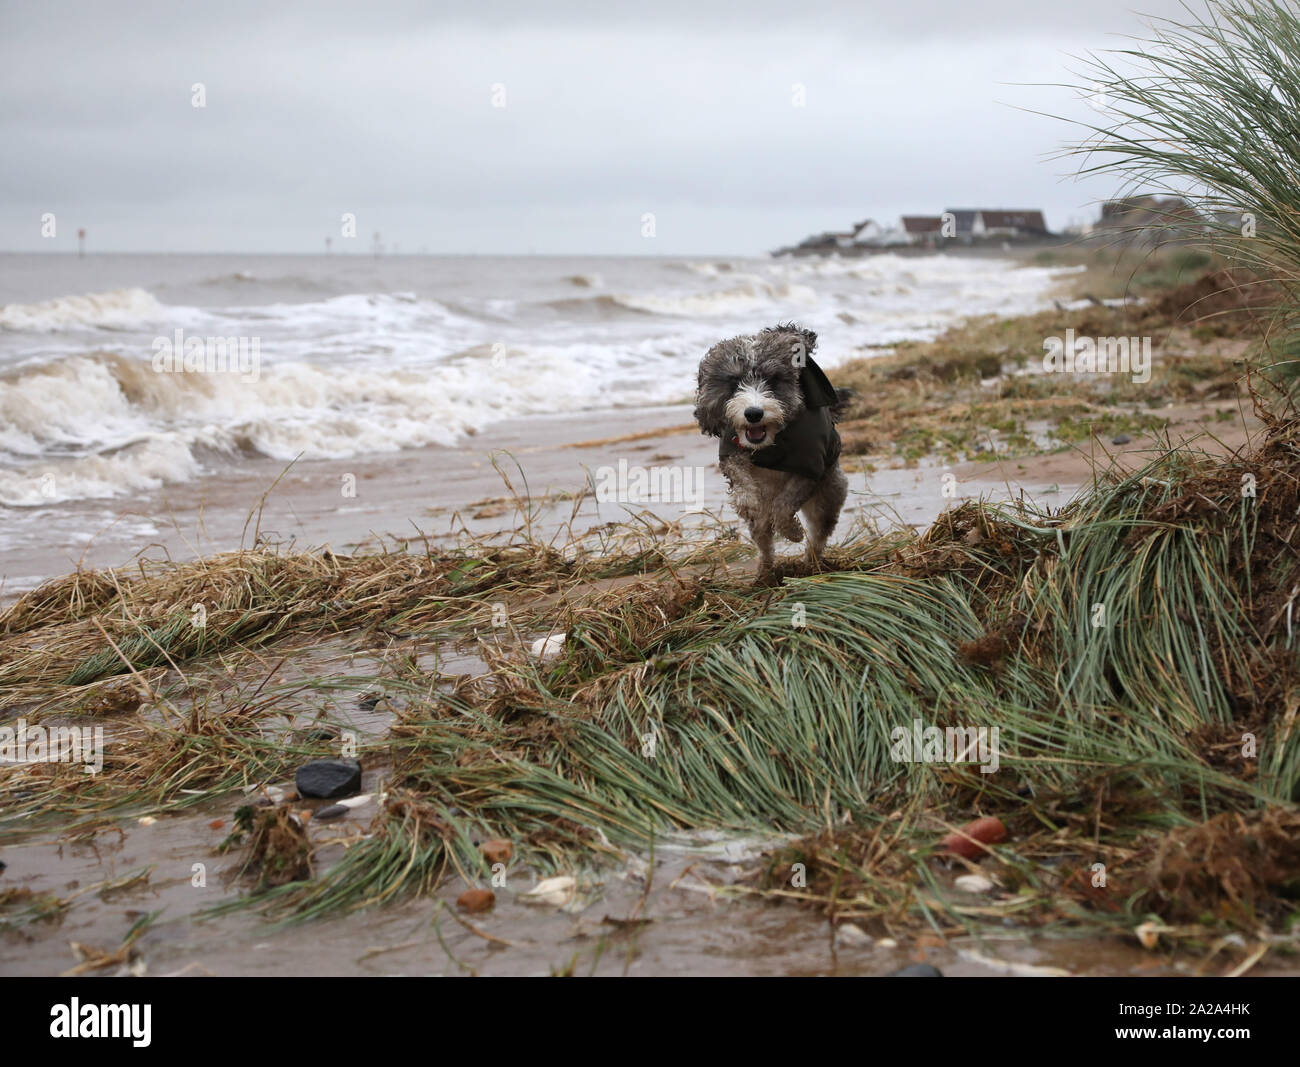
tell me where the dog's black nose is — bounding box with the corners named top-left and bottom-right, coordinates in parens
top-left (744, 407), bottom-right (764, 423)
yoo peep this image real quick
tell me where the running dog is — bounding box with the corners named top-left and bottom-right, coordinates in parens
top-left (693, 323), bottom-right (848, 582)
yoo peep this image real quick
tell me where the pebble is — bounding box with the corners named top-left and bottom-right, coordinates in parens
top-left (313, 804), bottom-right (349, 820)
top-left (941, 816), bottom-right (1007, 859)
top-left (137, 816), bottom-right (157, 827)
top-left (836, 923), bottom-right (872, 946)
top-left (1111, 433), bottom-right (1132, 445)
top-left (954, 873), bottom-right (995, 894)
top-left (249, 783), bottom-right (291, 806)
top-left (336, 793), bottom-right (375, 810)
top-left (887, 963), bottom-right (944, 977)
top-left (295, 758), bottom-right (362, 799)
top-left (457, 888), bottom-right (495, 913)
top-left (876, 937), bottom-right (898, 949)
top-left (480, 839), bottom-right (513, 865)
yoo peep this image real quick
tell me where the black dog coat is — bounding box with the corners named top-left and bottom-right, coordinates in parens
top-left (718, 356), bottom-right (842, 481)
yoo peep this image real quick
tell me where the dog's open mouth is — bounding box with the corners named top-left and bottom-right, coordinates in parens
top-left (743, 426), bottom-right (768, 444)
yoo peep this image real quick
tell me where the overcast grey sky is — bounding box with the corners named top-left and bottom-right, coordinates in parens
top-left (0, 0), bottom-right (1196, 254)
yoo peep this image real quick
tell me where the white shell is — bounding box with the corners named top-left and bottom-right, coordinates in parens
top-left (1135, 921), bottom-right (1162, 950)
top-left (530, 634), bottom-right (567, 661)
top-left (837, 923), bottom-right (872, 946)
top-left (954, 873), bottom-right (995, 893)
top-left (523, 875), bottom-right (576, 906)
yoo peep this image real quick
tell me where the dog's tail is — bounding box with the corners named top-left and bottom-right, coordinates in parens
top-left (830, 387), bottom-right (855, 420)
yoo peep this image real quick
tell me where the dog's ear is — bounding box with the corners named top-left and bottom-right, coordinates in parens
top-left (693, 346), bottom-right (727, 438)
top-left (765, 322), bottom-right (817, 366)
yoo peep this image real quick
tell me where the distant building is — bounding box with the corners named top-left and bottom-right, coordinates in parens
top-left (942, 208), bottom-right (1051, 240)
top-left (772, 204), bottom-right (1054, 257)
top-left (901, 216), bottom-right (944, 246)
top-left (851, 218), bottom-right (909, 247)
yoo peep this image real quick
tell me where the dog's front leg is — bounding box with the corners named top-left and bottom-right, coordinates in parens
top-left (771, 474), bottom-right (818, 545)
top-left (802, 465), bottom-right (848, 568)
top-left (749, 517), bottom-right (778, 582)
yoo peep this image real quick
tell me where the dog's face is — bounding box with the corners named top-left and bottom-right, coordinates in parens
top-left (693, 324), bottom-right (817, 450)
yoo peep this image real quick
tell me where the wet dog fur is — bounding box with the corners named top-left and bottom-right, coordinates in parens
top-left (693, 323), bottom-right (848, 582)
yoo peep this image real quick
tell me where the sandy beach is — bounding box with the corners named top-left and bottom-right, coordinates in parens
top-left (0, 237), bottom-right (1292, 982)
top-left (2, 400), bottom-right (1111, 603)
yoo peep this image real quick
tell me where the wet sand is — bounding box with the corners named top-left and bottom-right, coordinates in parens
top-left (1, 401), bottom-right (1117, 603)
top-left (6, 776), bottom-right (1283, 977)
top-left (3, 400), bottom-right (1274, 976)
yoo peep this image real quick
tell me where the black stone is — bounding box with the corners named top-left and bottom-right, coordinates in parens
top-left (886, 963), bottom-right (943, 977)
top-left (295, 758), bottom-right (362, 799)
top-left (1111, 433), bottom-right (1132, 445)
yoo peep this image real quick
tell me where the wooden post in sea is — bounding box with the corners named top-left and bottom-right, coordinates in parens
top-left (78, 228), bottom-right (86, 258)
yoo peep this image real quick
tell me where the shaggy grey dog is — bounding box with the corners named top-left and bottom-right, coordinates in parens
top-left (694, 323), bottom-right (848, 582)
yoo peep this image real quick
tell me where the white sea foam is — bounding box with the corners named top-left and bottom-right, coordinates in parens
top-left (0, 253), bottom-right (1072, 507)
top-left (0, 288), bottom-right (170, 332)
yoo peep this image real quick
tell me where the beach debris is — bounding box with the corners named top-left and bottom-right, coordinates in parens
top-left (958, 949), bottom-right (1070, 977)
top-left (231, 805), bottom-right (312, 888)
top-left (137, 816), bottom-right (157, 827)
top-left (336, 792), bottom-right (376, 810)
top-left (247, 783), bottom-right (292, 806)
top-left (305, 726), bottom-right (339, 741)
top-left (208, 819), bottom-right (225, 830)
top-left (836, 923), bottom-right (872, 946)
top-left (480, 839), bottom-right (513, 865)
top-left (296, 758), bottom-right (362, 799)
top-left (876, 937), bottom-right (898, 949)
top-left (523, 875), bottom-right (577, 907)
top-left (457, 888), bottom-right (495, 913)
top-left (940, 817), bottom-right (1007, 860)
top-left (1135, 921), bottom-right (1166, 950)
top-left (313, 804), bottom-right (349, 821)
top-left (886, 963), bottom-right (943, 977)
top-left (530, 634), bottom-right (566, 661)
top-left (1111, 433), bottom-right (1132, 445)
top-left (954, 873), bottom-right (995, 894)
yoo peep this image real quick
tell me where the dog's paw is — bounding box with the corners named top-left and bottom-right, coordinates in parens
top-left (778, 514), bottom-right (805, 543)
